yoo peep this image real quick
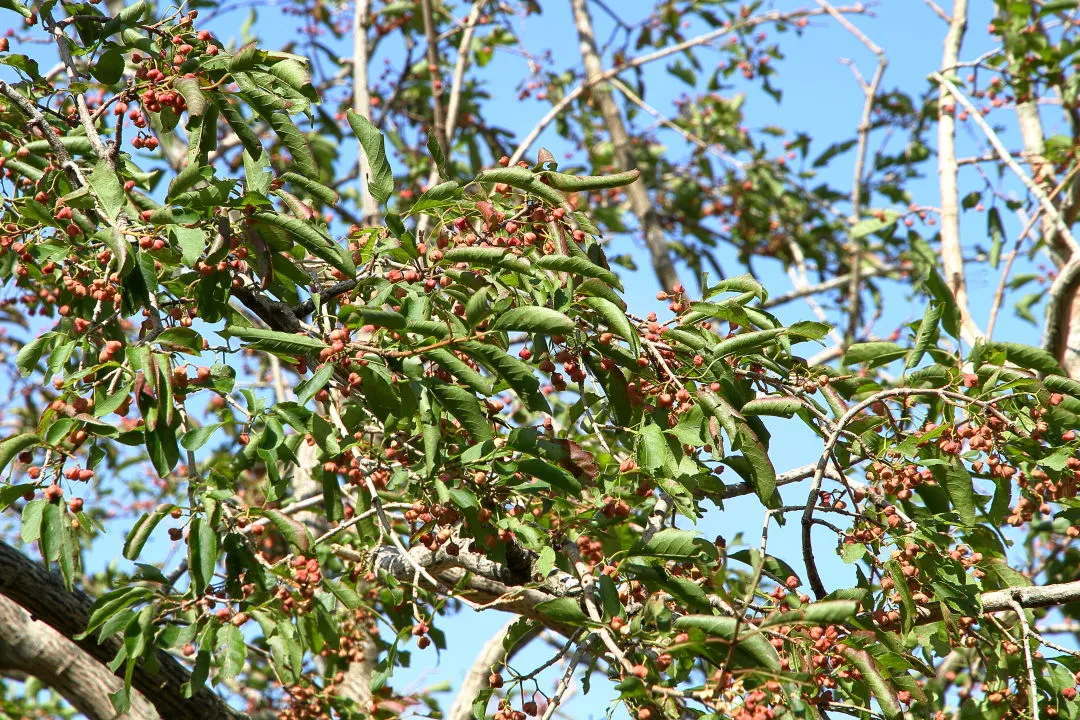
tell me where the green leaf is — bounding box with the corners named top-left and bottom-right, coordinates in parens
top-left (155, 326), bottom-right (204, 353)
top-left (907, 302), bottom-right (943, 370)
top-left (0, 484), bottom-right (35, 513)
top-left (21, 499), bottom-right (45, 544)
top-left (16, 333), bottom-right (54, 377)
top-left (632, 529), bottom-right (712, 559)
top-left (740, 397), bottom-right (802, 417)
top-left (730, 424), bottom-right (776, 503)
top-left (217, 624), bottom-right (247, 680)
top-left (172, 227), bottom-right (206, 267)
top-left (280, 172), bottom-right (338, 205)
top-left (517, 458), bottom-right (581, 494)
top-left (428, 349), bottom-right (492, 395)
top-left (638, 421), bottom-right (673, 471)
top-left (475, 167), bottom-right (564, 206)
top-left (223, 325), bottom-right (328, 355)
top-left (491, 307), bottom-right (575, 335)
top-left (932, 461), bottom-right (976, 525)
top-left (89, 160), bottom-right (127, 221)
top-left (987, 207), bottom-right (1004, 269)
top-left (535, 597), bottom-right (589, 624)
top-left (91, 49), bottom-right (125, 86)
top-left (673, 615), bottom-right (780, 670)
top-left (254, 212), bottom-right (355, 276)
top-left (174, 77), bottom-right (207, 118)
top-left (41, 501), bottom-right (63, 561)
top-left (296, 363), bottom-right (335, 405)
top-left (982, 341), bottom-right (1063, 376)
top-left (213, 96), bottom-right (263, 158)
top-left (325, 578), bottom-right (362, 609)
top-left (459, 341), bottom-right (550, 413)
top-left (536, 255), bottom-right (622, 289)
top-left (262, 509), bottom-right (311, 552)
top-left (180, 423), bottom-right (224, 452)
top-left (268, 58), bottom-right (318, 101)
top-left (430, 382), bottom-right (493, 441)
top-left (123, 505), bottom-right (173, 561)
top-left (441, 247), bottom-right (530, 273)
top-left (850, 210), bottom-right (899, 239)
top-left (346, 110), bottom-right (394, 204)
top-left (0, 433), bottom-right (39, 476)
top-left (761, 600), bottom-right (858, 627)
top-left (840, 648), bottom-right (902, 719)
top-left (581, 297), bottom-right (638, 354)
top-left (409, 181), bottom-right (460, 213)
top-left (188, 515), bottom-right (218, 594)
top-left (269, 112), bottom-right (317, 177)
top-left (886, 560), bottom-right (916, 633)
top-left (843, 341), bottom-right (907, 367)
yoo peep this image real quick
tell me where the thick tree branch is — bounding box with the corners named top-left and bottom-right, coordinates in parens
top-left (934, 0), bottom-right (982, 347)
top-left (0, 542), bottom-right (241, 720)
top-left (0, 595), bottom-right (159, 720)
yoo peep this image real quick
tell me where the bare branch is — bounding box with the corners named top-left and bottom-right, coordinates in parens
top-left (420, 0), bottom-right (448, 155)
top-left (815, 0), bottom-right (886, 344)
top-left (510, 5), bottom-right (868, 166)
top-left (352, 0), bottom-right (381, 223)
top-left (934, 72), bottom-right (1080, 257)
top-left (1008, 597), bottom-right (1040, 720)
top-left (934, 0), bottom-right (983, 347)
top-left (569, 0), bottom-right (680, 292)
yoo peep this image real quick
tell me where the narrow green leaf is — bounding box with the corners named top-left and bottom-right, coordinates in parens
top-left (581, 297), bottom-right (638, 354)
top-left (254, 212), bottom-right (355, 276)
top-left (41, 501), bottom-right (63, 561)
top-left (430, 382), bottom-right (493, 441)
top-left (280, 172), bottom-right (338, 205)
top-left (535, 597), bottom-right (589, 624)
top-left (491, 307), bottom-right (575, 335)
top-left (639, 422), bottom-right (673, 471)
top-left (188, 516), bottom-right (218, 593)
top-left (216, 624), bottom-right (247, 680)
top-left (296, 363), bottom-right (335, 405)
top-left (843, 341), bottom-right (907, 367)
top-left (180, 424), bottom-right (224, 452)
top-left (0, 433), bottom-right (40, 476)
top-left (223, 325), bottom-right (328, 354)
top-left (987, 207), bottom-right (1004, 269)
top-left (536, 255), bottom-right (622, 289)
top-left (123, 505), bottom-right (173, 560)
top-left (89, 160), bottom-right (127, 221)
top-left (346, 110), bottom-right (394, 204)
top-left (262, 508), bottom-right (311, 552)
top-left (21, 499), bottom-right (45, 543)
top-left (761, 600), bottom-right (858, 627)
top-left (673, 615), bottom-right (780, 670)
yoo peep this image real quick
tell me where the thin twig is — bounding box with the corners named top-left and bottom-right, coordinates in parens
top-left (1009, 596), bottom-right (1040, 720)
top-left (815, 0), bottom-right (886, 344)
top-left (935, 72), bottom-right (1080, 256)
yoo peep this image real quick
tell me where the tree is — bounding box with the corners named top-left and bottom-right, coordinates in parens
top-left (1, 1), bottom-right (1080, 719)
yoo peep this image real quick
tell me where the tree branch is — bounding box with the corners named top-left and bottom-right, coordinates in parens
top-left (0, 542), bottom-right (240, 720)
top-left (933, 0), bottom-right (983, 347)
top-left (0, 595), bottom-right (159, 720)
top-left (569, 0), bottom-right (680, 292)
